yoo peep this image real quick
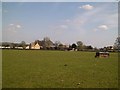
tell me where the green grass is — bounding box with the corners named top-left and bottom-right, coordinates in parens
top-left (2, 50), bottom-right (118, 88)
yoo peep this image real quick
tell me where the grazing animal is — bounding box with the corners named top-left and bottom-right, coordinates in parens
top-left (95, 51), bottom-right (100, 58)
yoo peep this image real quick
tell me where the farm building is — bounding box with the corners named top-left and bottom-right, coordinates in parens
top-left (30, 41), bottom-right (43, 49)
top-left (25, 45), bottom-right (29, 49)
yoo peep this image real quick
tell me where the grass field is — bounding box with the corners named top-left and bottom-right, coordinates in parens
top-left (2, 50), bottom-right (118, 88)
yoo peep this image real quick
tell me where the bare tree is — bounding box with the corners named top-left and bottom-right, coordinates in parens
top-left (43, 37), bottom-right (53, 49)
top-left (55, 41), bottom-right (61, 46)
top-left (114, 37), bottom-right (120, 50)
top-left (21, 41), bottom-right (26, 49)
top-left (77, 41), bottom-right (83, 50)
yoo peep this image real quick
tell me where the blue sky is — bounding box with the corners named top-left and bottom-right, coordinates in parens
top-left (2, 2), bottom-right (118, 48)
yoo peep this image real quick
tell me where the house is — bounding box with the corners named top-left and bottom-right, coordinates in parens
top-left (17, 47), bottom-right (23, 49)
top-left (30, 41), bottom-right (43, 49)
top-left (26, 45), bottom-right (29, 49)
top-left (0, 46), bottom-right (5, 49)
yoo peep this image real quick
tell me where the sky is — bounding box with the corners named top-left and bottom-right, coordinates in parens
top-left (2, 2), bottom-right (118, 48)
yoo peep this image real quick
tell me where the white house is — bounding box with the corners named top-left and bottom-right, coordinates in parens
top-left (31, 42), bottom-right (41, 49)
top-left (26, 45), bottom-right (29, 49)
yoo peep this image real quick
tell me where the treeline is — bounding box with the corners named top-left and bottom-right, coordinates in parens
top-left (0, 41), bottom-right (96, 51)
top-left (0, 41), bottom-right (27, 49)
top-left (0, 37), bottom-right (119, 52)
top-left (0, 37), bottom-right (96, 51)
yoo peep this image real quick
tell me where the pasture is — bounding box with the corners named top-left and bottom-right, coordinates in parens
top-left (2, 50), bottom-right (118, 88)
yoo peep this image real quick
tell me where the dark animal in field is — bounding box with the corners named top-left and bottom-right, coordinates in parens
top-left (95, 52), bottom-right (100, 58)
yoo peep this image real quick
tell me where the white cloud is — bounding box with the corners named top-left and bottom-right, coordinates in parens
top-left (65, 19), bottom-right (71, 23)
top-left (16, 24), bottom-right (21, 28)
top-left (93, 25), bottom-right (109, 32)
top-left (79, 4), bottom-right (94, 10)
top-left (98, 25), bottom-right (108, 30)
top-left (7, 23), bottom-right (22, 32)
top-left (53, 4), bottom-right (109, 33)
top-left (9, 23), bottom-right (14, 26)
top-left (60, 25), bottom-right (68, 29)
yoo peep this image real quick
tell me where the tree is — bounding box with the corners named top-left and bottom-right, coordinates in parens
top-left (54, 41), bottom-right (61, 50)
top-left (68, 45), bottom-right (72, 50)
top-left (35, 40), bottom-right (40, 45)
top-left (72, 43), bottom-right (77, 50)
top-left (9, 43), bottom-right (15, 49)
top-left (58, 44), bottom-right (64, 50)
top-left (84, 45), bottom-right (93, 51)
top-left (77, 41), bottom-right (83, 46)
top-left (43, 37), bottom-right (53, 49)
top-left (94, 47), bottom-right (98, 51)
top-left (87, 45), bottom-right (93, 50)
top-left (77, 41), bottom-right (83, 50)
top-left (43, 37), bottom-right (50, 42)
top-left (114, 37), bottom-right (120, 50)
top-left (55, 41), bottom-right (61, 47)
top-left (21, 41), bottom-right (26, 49)
top-left (2, 42), bottom-right (10, 48)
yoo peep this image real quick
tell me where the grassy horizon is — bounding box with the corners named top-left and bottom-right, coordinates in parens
top-left (2, 50), bottom-right (118, 88)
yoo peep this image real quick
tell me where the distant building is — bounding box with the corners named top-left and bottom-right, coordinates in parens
top-left (17, 47), bottom-right (23, 49)
top-left (0, 46), bottom-right (6, 49)
top-left (30, 41), bottom-right (43, 49)
top-left (26, 45), bottom-right (29, 49)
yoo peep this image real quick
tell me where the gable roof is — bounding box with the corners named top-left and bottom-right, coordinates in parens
top-left (30, 40), bottom-right (42, 47)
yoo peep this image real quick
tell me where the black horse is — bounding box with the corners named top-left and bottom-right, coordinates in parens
top-left (95, 51), bottom-right (100, 58)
